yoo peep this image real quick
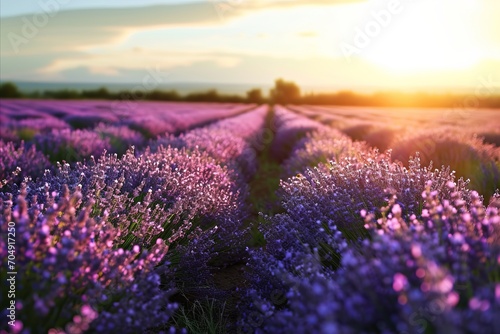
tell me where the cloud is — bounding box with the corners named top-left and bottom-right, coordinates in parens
top-left (37, 50), bottom-right (241, 76)
top-left (0, 0), bottom-right (359, 79)
top-left (0, 2), bottom-right (222, 56)
top-left (0, 0), bottom-right (363, 54)
top-left (0, 2), bottom-right (223, 79)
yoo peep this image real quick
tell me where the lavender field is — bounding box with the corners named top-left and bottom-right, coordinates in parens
top-left (1, 100), bottom-right (500, 334)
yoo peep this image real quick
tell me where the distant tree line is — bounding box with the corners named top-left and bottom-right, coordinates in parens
top-left (1, 80), bottom-right (499, 108)
top-left (0, 82), bottom-right (265, 104)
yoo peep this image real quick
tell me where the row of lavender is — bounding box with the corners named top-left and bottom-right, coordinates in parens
top-left (289, 105), bottom-right (500, 200)
top-left (0, 105), bottom-right (267, 333)
top-left (0, 100), bottom-right (256, 138)
top-left (0, 100), bottom-right (256, 168)
top-left (238, 107), bottom-right (500, 333)
top-left (0, 100), bottom-right (256, 186)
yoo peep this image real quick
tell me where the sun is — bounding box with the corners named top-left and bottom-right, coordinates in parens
top-left (362, 0), bottom-right (484, 73)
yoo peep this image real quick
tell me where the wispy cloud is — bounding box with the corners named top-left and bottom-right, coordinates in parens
top-left (1, 1), bottom-right (357, 78)
top-left (0, 3), bottom-right (220, 55)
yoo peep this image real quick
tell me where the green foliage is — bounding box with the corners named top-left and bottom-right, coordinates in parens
top-left (270, 78), bottom-right (301, 104)
top-left (171, 298), bottom-right (228, 334)
top-left (17, 128), bottom-right (37, 141)
top-left (246, 88), bottom-right (264, 103)
top-left (249, 224), bottom-right (266, 247)
top-left (43, 89), bottom-right (81, 99)
top-left (0, 82), bottom-right (22, 98)
top-left (146, 89), bottom-right (181, 101)
top-left (185, 89), bottom-right (246, 103)
top-left (81, 87), bottom-right (111, 99)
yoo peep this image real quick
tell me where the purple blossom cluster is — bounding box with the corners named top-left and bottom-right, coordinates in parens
top-left (147, 107), bottom-right (271, 267)
top-left (1, 100), bottom-right (253, 128)
top-left (93, 123), bottom-right (145, 155)
top-left (64, 113), bottom-right (120, 129)
top-left (279, 153), bottom-right (471, 242)
top-left (34, 128), bottom-right (112, 163)
top-left (0, 141), bottom-right (50, 188)
top-left (289, 105), bottom-right (500, 200)
top-left (241, 180), bottom-right (500, 333)
top-left (34, 146), bottom-right (246, 298)
top-left (0, 116), bottom-right (70, 144)
top-left (0, 185), bottom-right (175, 333)
top-left (13, 117), bottom-right (71, 132)
top-left (25, 146), bottom-right (246, 248)
top-left (0, 144), bottom-right (249, 332)
top-left (122, 102), bottom-right (256, 138)
top-left (391, 129), bottom-right (500, 199)
top-left (282, 126), bottom-right (374, 178)
top-left (270, 106), bottom-right (325, 162)
top-left (1, 99), bottom-right (255, 153)
top-left (0, 126), bottom-right (19, 143)
top-left (151, 106), bottom-right (268, 181)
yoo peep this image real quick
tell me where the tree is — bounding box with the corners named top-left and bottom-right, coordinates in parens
top-left (246, 88), bottom-right (264, 103)
top-left (185, 89), bottom-right (220, 102)
top-left (43, 89), bottom-right (80, 99)
top-left (0, 82), bottom-right (23, 98)
top-left (81, 87), bottom-right (111, 99)
top-left (270, 79), bottom-right (301, 104)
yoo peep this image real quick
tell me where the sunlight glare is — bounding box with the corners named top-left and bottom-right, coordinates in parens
top-left (363, 0), bottom-right (484, 72)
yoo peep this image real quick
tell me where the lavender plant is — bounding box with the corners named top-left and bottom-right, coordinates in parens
top-left (21, 146), bottom-right (247, 250)
top-left (0, 185), bottom-right (176, 334)
top-left (0, 140), bottom-right (50, 189)
top-left (125, 102), bottom-right (256, 138)
top-left (282, 127), bottom-right (373, 178)
top-left (93, 123), bottom-right (145, 155)
top-left (34, 129), bottom-right (111, 163)
top-left (391, 129), bottom-right (500, 199)
top-left (64, 113), bottom-right (119, 129)
top-left (361, 126), bottom-right (402, 151)
top-left (127, 115), bottom-right (179, 138)
top-left (151, 106), bottom-right (267, 181)
top-left (270, 106), bottom-right (324, 162)
top-left (0, 146), bottom-right (248, 311)
top-left (0, 126), bottom-right (19, 143)
top-left (240, 182), bottom-right (500, 334)
top-left (13, 117), bottom-right (70, 133)
top-left (279, 153), bottom-right (470, 242)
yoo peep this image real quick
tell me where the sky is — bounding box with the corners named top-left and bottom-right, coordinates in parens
top-left (1, 0), bottom-right (499, 92)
